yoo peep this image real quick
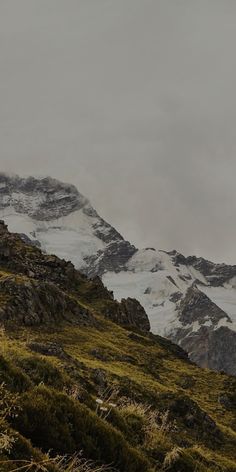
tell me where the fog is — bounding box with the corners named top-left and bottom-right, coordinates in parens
top-left (1, 0), bottom-right (236, 262)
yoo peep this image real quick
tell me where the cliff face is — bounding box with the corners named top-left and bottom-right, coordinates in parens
top-left (0, 275), bottom-right (93, 326)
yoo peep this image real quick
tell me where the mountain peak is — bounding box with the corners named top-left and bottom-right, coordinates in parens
top-left (0, 173), bottom-right (89, 220)
top-left (2, 174), bottom-right (236, 376)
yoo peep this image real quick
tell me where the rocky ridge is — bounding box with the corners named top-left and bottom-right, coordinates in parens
top-left (0, 220), bottom-right (149, 332)
top-left (1, 174), bottom-right (236, 375)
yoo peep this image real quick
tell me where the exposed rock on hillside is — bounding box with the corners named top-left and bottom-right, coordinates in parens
top-left (101, 297), bottom-right (150, 332)
top-left (0, 274), bottom-right (93, 326)
top-left (0, 220), bottom-right (149, 332)
top-left (169, 286), bottom-right (236, 374)
top-left (177, 325), bottom-right (236, 376)
top-left (2, 174), bottom-right (236, 376)
top-left (170, 250), bottom-right (236, 286)
top-left (119, 298), bottom-right (151, 332)
top-left (84, 240), bottom-right (137, 277)
top-left (177, 286), bottom-right (230, 327)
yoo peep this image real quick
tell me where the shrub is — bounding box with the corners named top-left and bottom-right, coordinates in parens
top-left (14, 386), bottom-right (150, 472)
top-left (0, 355), bottom-right (31, 392)
top-left (16, 356), bottom-right (65, 389)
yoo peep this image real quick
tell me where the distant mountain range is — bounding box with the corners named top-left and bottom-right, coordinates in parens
top-left (1, 172), bottom-right (236, 375)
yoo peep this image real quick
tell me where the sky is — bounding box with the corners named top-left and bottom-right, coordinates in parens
top-left (1, 0), bottom-right (236, 263)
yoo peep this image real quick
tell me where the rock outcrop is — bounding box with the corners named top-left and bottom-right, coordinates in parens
top-left (0, 221), bottom-right (149, 332)
top-left (84, 240), bottom-right (137, 277)
top-left (0, 174), bottom-right (88, 220)
top-left (2, 173), bottom-right (236, 376)
top-left (0, 274), bottom-right (93, 326)
top-left (177, 286), bottom-right (230, 327)
top-left (170, 250), bottom-right (236, 286)
top-left (177, 326), bottom-right (236, 376)
top-left (168, 286), bottom-right (236, 375)
top-left (119, 298), bottom-right (151, 332)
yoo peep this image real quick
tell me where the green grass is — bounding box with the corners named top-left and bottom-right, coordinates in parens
top-left (0, 312), bottom-right (236, 472)
top-left (0, 232), bottom-right (235, 472)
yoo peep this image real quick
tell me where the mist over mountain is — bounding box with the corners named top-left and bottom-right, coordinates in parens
top-left (1, 1), bottom-right (236, 263)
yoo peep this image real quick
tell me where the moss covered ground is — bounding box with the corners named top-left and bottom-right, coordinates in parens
top-left (0, 226), bottom-right (235, 471)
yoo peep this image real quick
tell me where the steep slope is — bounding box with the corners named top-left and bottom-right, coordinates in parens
top-left (103, 249), bottom-right (236, 375)
top-left (1, 173), bottom-right (236, 376)
top-left (0, 173), bottom-right (137, 272)
top-left (0, 223), bottom-right (236, 472)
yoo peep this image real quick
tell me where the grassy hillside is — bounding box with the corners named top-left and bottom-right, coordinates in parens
top-left (0, 222), bottom-right (235, 471)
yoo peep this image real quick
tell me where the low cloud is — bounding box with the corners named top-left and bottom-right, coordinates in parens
top-left (1, 0), bottom-right (236, 262)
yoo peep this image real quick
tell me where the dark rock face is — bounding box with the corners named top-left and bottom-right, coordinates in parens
top-left (119, 298), bottom-right (150, 332)
top-left (175, 326), bottom-right (236, 376)
top-left (168, 286), bottom-right (236, 375)
top-left (18, 233), bottom-right (41, 248)
top-left (0, 174), bottom-right (88, 220)
top-left (102, 298), bottom-right (150, 332)
top-left (207, 327), bottom-right (236, 375)
top-left (0, 229), bottom-right (82, 291)
top-left (0, 275), bottom-right (93, 326)
top-left (99, 297), bottom-right (150, 332)
top-left (84, 240), bottom-right (137, 277)
top-left (92, 218), bottom-right (124, 244)
top-left (177, 286), bottom-right (231, 327)
top-left (170, 250), bottom-right (236, 286)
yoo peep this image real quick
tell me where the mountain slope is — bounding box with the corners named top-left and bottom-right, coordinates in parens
top-left (0, 173), bottom-right (137, 273)
top-left (1, 173), bottom-right (236, 376)
top-left (0, 222), bottom-right (236, 471)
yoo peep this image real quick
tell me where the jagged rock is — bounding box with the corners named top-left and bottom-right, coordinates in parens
top-left (102, 298), bottom-right (150, 332)
top-left (0, 275), bottom-right (94, 327)
top-left (168, 287), bottom-right (236, 375)
top-left (0, 220), bottom-right (89, 291)
top-left (173, 325), bottom-right (236, 376)
top-left (27, 342), bottom-right (70, 360)
top-left (170, 250), bottom-right (236, 287)
top-left (84, 240), bottom-right (137, 277)
top-left (19, 233), bottom-right (41, 248)
top-left (119, 298), bottom-right (150, 332)
top-left (177, 286), bottom-right (230, 327)
top-left (0, 222), bottom-right (150, 333)
top-left (0, 174), bottom-right (88, 220)
top-left (169, 292), bottom-right (182, 303)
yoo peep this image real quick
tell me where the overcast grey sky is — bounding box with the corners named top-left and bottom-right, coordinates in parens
top-left (1, 0), bottom-right (236, 263)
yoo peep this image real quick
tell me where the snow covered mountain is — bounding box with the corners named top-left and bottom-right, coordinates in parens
top-left (0, 173), bottom-right (137, 273)
top-left (1, 173), bottom-right (236, 375)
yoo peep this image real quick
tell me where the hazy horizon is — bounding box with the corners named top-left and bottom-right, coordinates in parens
top-left (1, 1), bottom-right (236, 263)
